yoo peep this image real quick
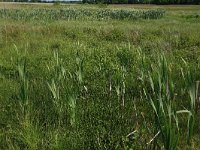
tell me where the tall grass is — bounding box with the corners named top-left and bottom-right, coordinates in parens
top-left (181, 59), bottom-right (199, 145)
top-left (0, 5), bottom-right (200, 149)
top-left (0, 8), bottom-right (165, 21)
top-left (1, 43), bottom-right (199, 149)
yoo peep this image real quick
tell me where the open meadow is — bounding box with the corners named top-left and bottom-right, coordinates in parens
top-left (0, 3), bottom-right (200, 149)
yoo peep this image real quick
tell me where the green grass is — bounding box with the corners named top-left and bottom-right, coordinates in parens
top-left (0, 8), bottom-right (165, 21)
top-left (0, 4), bottom-right (200, 149)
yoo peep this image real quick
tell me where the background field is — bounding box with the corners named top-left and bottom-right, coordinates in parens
top-left (0, 3), bottom-right (200, 149)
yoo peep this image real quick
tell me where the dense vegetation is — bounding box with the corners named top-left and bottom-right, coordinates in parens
top-left (83, 0), bottom-right (200, 4)
top-left (0, 0), bottom-right (200, 4)
top-left (0, 4), bottom-right (200, 149)
top-left (0, 8), bottom-right (165, 21)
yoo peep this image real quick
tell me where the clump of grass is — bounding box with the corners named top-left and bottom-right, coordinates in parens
top-left (15, 46), bottom-right (29, 120)
top-left (139, 53), bottom-right (196, 149)
top-left (47, 50), bottom-right (67, 127)
top-left (181, 59), bottom-right (199, 145)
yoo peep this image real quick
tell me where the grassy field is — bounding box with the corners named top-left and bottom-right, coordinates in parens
top-left (0, 3), bottom-right (200, 149)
